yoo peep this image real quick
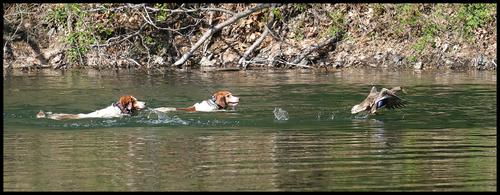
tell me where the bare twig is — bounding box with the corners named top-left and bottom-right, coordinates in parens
top-left (199, 7), bottom-right (236, 15)
top-left (144, 6), bottom-right (236, 15)
top-left (3, 11), bottom-right (30, 18)
top-left (76, 46), bottom-right (84, 66)
top-left (202, 10), bottom-right (214, 55)
top-left (140, 4), bottom-right (205, 38)
top-left (138, 34), bottom-right (151, 68)
top-left (239, 58), bottom-right (311, 69)
top-left (3, 13), bottom-right (23, 50)
top-left (239, 5), bottom-right (275, 70)
top-left (91, 23), bottom-right (147, 47)
top-left (140, 5), bottom-right (182, 36)
top-left (266, 25), bottom-right (283, 41)
top-left (277, 59), bottom-right (311, 68)
top-left (83, 4), bottom-right (144, 13)
top-left (173, 4), bottom-right (271, 67)
top-left (291, 31), bottom-right (343, 64)
top-left (128, 58), bottom-right (142, 67)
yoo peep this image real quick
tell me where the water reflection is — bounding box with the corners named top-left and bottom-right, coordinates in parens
top-left (3, 70), bottom-right (496, 191)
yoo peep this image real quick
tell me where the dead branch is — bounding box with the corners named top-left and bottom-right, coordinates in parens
top-left (3, 13), bottom-right (23, 50)
top-left (90, 23), bottom-right (147, 48)
top-left (291, 31), bottom-right (343, 64)
top-left (128, 58), bottom-right (142, 67)
top-left (144, 6), bottom-right (236, 15)
top-left (239, 58), bottom-right (311, 69)
top-left (140, 5), bottom-right (184, 36)
top-left (202, 11), bottom-right (215, 55)
top-left (138, 34), bottom-right (151, 68)
top-left (83, 4), bottom-right (144, 13)
top-left (239, 5), bottom-right (275, 70)
top-left (278, 59), bottom-right (312, 68)
top-left (173, 4), bottom-right (271, 67)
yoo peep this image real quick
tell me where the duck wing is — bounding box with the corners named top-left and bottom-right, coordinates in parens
top-left (375, 88), bottom-right (406, 110)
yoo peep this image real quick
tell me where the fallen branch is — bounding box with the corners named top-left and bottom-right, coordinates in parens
top-left (239, 5), bottom-right (275, 70)
top-left (3, 13), bottom-right (23, 50)
top-left (128, 58), bottom-right (142, 67)
top-left (202, 11), bottom-right (215, 55)
top-left (144, 6), bottom-right (237, 15)
top-left (173, 4), bottom-right (271, 67)
top-left (239, 58), bottom-right (312, 69)
top-left (291, 31), bottom-right (343, 64)
top-left (277, 59), bottom-right (312, 68)
top-left (83, 4), bottom-right (144, 13)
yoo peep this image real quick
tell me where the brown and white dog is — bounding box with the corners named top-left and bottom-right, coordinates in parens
top-left (36, 95), bottom-right (146, 120)
top-left (153, 90), bottom-right (240, 112)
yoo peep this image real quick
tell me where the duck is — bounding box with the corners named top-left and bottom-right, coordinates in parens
top-left (351, 86), bottom-right (406, 115)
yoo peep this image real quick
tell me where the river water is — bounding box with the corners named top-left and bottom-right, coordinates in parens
top-left (3, 69), bottom-right (497, 191)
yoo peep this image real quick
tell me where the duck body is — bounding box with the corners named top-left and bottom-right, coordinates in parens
top-left (351, 86), bottom-right (406, 115)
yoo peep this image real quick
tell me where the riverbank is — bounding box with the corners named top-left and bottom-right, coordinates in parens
top-left (3, 3), bottom-right (497, 72)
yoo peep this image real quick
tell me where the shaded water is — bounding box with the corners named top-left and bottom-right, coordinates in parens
top-left (3, 69), bottom-right (497, 191)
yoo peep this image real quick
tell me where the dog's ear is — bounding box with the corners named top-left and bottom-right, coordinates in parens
top-left (126, 102), bottom-right (133, 110)
top-left (119, 95), bottom-right (134, 110)
top-left (215, 93), bottom-right (226, 108)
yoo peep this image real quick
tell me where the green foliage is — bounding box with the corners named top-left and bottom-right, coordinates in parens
top-left (293, 19), bottom-right (305, 41)
top-left (456, 4), bottom-right (496, 40)
top-left (431, 4), bottom-right (447, 20)
top-left (423, 23), bottom-right (439, 39)
top-left (408, 55), bottom-right (417, 63)
top-left (95, 24), bottom-right (113, 37)
top-left (412, 23), bottom-right (439, 53)
top-left (294, 32), bottom-right (304, 41)
top-left (372, 4), bottom-right (385, 16)
top-left (327, 10), bottom-right (345, 37)
top-left (53, 4), bottom-right (96, 64)
top-left (46, 5), bottom-right (68, 25)
top-left (292, 4), bottom-right (308, 13)
top-left (67, 26), bottom-right (93, 63)
top-left (145, 36), bottom-right (155, 45)
top-left (395, 4), bottom-right (421, 36)
top-left (391, 4), bottom-right (443, 53)
top-left (272, 7), bottom-right (283, 21)
top-left (412, 38), bottom-right (427, 54)
top-left (154, 3), bottom-right (169, 22)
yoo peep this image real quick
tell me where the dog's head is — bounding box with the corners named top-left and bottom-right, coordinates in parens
top-left (212, 91), bottom-right (239, 109)
top-left (118, 95), bottom-right (146, 113)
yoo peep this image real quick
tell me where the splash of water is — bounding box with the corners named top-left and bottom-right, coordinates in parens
top-left (273, 107), bottom-right (289, 121)
top-left (139, 109), bottom-right (189, 125)
top-left (316, 111), bottom-right (337, 120)
top-left (353, 111), bottom-right (370, 119)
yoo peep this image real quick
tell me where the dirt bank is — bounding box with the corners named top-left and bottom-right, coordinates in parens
top-left (3, 3), bottom-right (497, 72)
